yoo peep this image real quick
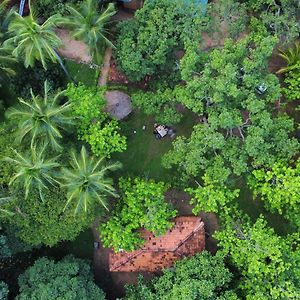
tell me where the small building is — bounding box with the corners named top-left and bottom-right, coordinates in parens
top-left (104, 90), bottom-right (132, 120)
top-left (109, 216), bottom-right (205, 272)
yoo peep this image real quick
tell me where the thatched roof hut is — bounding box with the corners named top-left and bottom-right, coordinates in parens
top-left (104, 90), bottom-right (132, 120)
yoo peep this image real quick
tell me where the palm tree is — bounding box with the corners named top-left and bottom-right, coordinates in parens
top-left (6, 81), bottom-right (74, 151)
top-left (63, 0), bottom-right (116, 64)
top-left (4, 146), bottom-right (60, 202)
top-left (0, 45), bottom-right (17, 83)
top-left (0, 0), bottom-right (15, 42)
top-left (0, 0), bottom-right (17, 83)
top-left (277, 42), bottom-right (300, 74)
top-left (4, 1), bottom-right (62, 70)
top-left (3, 0), bottom-right (74, 81)
top-left (61, 146), bottom-right (121, 215)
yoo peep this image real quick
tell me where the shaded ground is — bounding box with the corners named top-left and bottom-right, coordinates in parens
top-left (56, 29), bottom-right (92, 64)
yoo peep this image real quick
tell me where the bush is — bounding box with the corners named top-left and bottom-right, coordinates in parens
top-left (32, 0), bottom-right (81, 19)
top-left (8, 188), bottom-right (93, 247)
top-left (17, 256), bottom-right (105, 300)
top-left (100, 177), bottom-right (177, 252)
top-left (66, 83), bottom-right (127, 157)
top-left (10, 62), bottom-right (65, 99)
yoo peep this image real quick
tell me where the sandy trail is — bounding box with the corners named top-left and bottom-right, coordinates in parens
top-left (56, 28), bottom-right (92, 64)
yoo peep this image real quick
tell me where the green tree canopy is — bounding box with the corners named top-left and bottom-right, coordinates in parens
top-left (4, 4), bottom-right (62, 69)
top-left (0, 281), bottom-right (8, 300)
top-left (4, 146), bottom-right (60, 201)
top-left (116, 0), bottom-right (206, 81)
top-left (215, 215), bottom-right (300, 299)
top-left (17, 256), bottom-right (106, 300)
top-left (100, 177), bottom-right (177, 252)
top-left (248, 160), bottom-right (300, 229)
top-left (66, 83), bottom-right (127, 158)
top-left (61, 146), bottom-right (121, 215)
top-left (163, 35), bottom-right (299, 182)
top-left (246, 0), bottom-right (300, 43)
top-left (5, 188), bottom-right (92, 247)
top-left (124, 251), bottom-right (238, 300)
top-left (6, 81), bottom-right (74, 150)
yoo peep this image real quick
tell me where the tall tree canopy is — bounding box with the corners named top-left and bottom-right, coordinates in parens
top-left (17, 256), bottom-right (106, 300)
top-left (61, 146), bottom-right (121, 215)
top-left (215, 215), bottom-right (300, 299)
top-left (4, 5), bottom-right (62, 69)
top-left (116, 0), bottom-right (206, 81)
top-left (6, 81), bottom-right (74, 150)
top-left (163, 35), bottom-right (299, 182)
top-left (124, 251), bottom-right (238, 300)
top-left (4, 188), bottom-right (92, 246)
top-left (100, 177), bottom-right (177, 252)
top-left (248, 160), bottom-right (300, 229)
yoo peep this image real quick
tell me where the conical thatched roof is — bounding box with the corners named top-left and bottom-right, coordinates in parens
top-left (104, 90), bottom-right (132, 120)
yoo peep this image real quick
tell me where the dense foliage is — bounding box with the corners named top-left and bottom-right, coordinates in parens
top-left (248, 160), bottom-right (300, 229)
top-left (100, 177), bottom-right (177, 252)
top-left (5, 188), bottom-right (92, 247)
top-left (17, 256), bottom-right (105, 300)
top-left (0, 281), bottom-right (8, 300)
top-left (116, 0), bottom-right (205, 81)
top-left (61, 146), bottom-right (121, 214)
top-left (132, 88), bottom-right (182, 125)
top-left (215, 216), bottom-right (300, 299)
top-left (163, 35), bottom-right (299, 184)
top-left (63, 0), bottom-right (116, 64)
top-left (124, 251), bottom-right (238, 300)
top-left (66, 83), bottom-right (127, 157)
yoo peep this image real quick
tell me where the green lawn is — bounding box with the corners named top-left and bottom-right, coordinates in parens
top-left (236, 177), bottom-right (296, 236)
top-left (112, 109), bottom-right (197, 182)
top-left (65, 59), bottom-right (99, 87)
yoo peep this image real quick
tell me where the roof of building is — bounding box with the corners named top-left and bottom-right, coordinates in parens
top-left (104, 90), bottom-right (132, 120)
top-left (109, 216), bottom-right (205, 272)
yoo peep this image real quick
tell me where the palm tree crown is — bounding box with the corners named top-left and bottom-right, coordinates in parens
top-left (4, 2), bottom-right (62, 69)
top-left (61, 146), bottom-right (121, 215)
top-left (4, 146), bottom-right (60, 201)
top-left (0, 0), bottom-right (15, 42)
top-left (277, 42), bottom-right (300, 74)
top-left (63, 0), bottom-right (116, 64)
top-left (0, 45), bottom-right (17, 82)
top-left (6, 81), bottom-right (74, 150)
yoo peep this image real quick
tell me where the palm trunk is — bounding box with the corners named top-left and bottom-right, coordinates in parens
top-left (18, 0), bottom-right (26, 16)
top-left (53, 50), bottom-right (77, 84)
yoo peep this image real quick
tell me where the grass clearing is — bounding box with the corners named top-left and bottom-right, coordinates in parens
top-left (65, 59), bottom-right (99, 87)
top-left (112, 109), bottom-right (197, 182)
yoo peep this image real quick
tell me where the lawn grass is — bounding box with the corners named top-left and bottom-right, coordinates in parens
top-left (40, 229), bottom-right (94, 260)
top-left (65, 59), bottom-right (99, 87)
top-left (112, 109), bottom-right (197, 182)
top-left (236, 177), bottom-right (296, 236)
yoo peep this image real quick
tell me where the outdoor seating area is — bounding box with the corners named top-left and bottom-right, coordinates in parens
top-left (153, 124), bottom-right (176, 139)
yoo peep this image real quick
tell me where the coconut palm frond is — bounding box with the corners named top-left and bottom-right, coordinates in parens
top-left (61, 146), bottom-right (121, 215)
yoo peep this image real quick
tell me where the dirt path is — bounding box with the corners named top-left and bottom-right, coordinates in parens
top-left (98, 47), bottom-right (113, 86)
top-left (56, 28), bottom-right (92, 64)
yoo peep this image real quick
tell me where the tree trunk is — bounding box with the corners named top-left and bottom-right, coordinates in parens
top-left (53, 50), bottom-right (77, 84)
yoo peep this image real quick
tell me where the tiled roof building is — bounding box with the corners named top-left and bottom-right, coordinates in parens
top-left (109, 216), bottom-right (205, 272)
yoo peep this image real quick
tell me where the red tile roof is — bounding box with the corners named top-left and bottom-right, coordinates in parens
top-left (109, 216), bottom-right (205, 272)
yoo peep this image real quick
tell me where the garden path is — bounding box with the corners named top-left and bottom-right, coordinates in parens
top-left (56, 28), bottom-right (92, 64)
top-left (98, 47), bottom-right (113, 86)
